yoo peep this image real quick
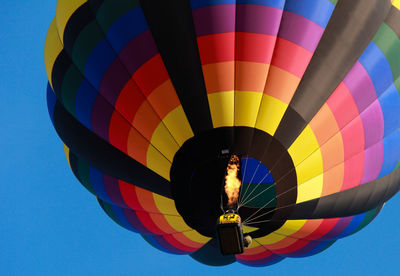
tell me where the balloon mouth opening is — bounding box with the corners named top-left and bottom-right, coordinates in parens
top-left (170, 127), bottom-right (297, 238)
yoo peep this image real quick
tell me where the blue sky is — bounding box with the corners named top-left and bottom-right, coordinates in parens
top-left (0, 1), bottom-right (399, 275)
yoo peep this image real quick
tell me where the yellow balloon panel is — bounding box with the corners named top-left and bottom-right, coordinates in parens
top-left (63, 144), bottom-right (71, 168)
top-left (56, 0), bottom-right (86, 39)
top-left (162, 215), bottom-right (193, 233)
top-left (150, 123), bottom-right (179, 162)
top-left (153, 193), bottom-right (180, 216)
top-left (297, 174), bottom-right (324, 203)
top-left (393, 0), bottom-right (400, 10)
top-left (162, 106), bottom-right (194, 146)
top-left (242, 225), bottom-right (259, 234)
top-left (208, 91), bottom-right (234, 127)
top-left (255, 95), bottom-right (288, 135)
top-left (44, 19), bottom-right (63, 89)
top-left (294, 149), bottom-right (324, 185)
top-left (182, 231), bottom-right (211, 244)
top-left (288, 125), bottom-right (321, 166)
top-left (145, 146), bottom-right (171, 181)
top-left (256, 220), bottom-right (306, 245)
top-left (234, 91), bottom-right (263, 127)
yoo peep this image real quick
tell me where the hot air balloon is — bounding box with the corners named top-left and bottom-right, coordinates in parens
top-left (44, 0), bottom-right (400, 266)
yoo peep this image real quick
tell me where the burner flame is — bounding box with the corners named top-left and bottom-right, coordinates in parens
top-left (224, 155), bottom-right (241, 208)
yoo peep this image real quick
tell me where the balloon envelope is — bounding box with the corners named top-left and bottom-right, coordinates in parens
top-left (45, 0), bottom-right (400, 266)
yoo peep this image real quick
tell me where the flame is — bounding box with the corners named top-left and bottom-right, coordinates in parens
top-left (224, 155), bottom-right (242, 208)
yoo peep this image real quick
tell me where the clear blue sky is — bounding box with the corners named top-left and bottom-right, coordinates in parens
top-left (0, 1), bottom-right (399, 275)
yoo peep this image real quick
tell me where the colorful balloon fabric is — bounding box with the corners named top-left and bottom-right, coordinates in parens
top-left (45, 0), bottom-right (400, 266)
